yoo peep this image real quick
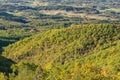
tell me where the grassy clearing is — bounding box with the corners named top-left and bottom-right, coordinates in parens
top-left (39, 10), bottom-right (108, 20)
top-left (106, 8), bottom-right (120, 12)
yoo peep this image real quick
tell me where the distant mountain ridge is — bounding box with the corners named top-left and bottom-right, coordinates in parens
top-left (0, 0), bottom-right (120, 6)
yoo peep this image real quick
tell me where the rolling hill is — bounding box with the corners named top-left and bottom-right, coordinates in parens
top-left (1, 24), bottom-right (120, 80)
top-left (0, 0), bottom-right (120, 80)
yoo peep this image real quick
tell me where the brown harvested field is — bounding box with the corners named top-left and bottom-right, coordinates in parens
top-left (39, 10), bottom-right (117, 20)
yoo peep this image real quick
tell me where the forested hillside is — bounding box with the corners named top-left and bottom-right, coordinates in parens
top-left (0, 24), bottom-right (120, 80)
top-left (0, 0), bottom-right (120, 80)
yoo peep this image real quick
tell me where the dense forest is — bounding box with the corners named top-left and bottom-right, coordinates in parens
top-left (0, 0), bottom-right (120, 80)
top-left (0, 24), bottom-right (120, 80)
